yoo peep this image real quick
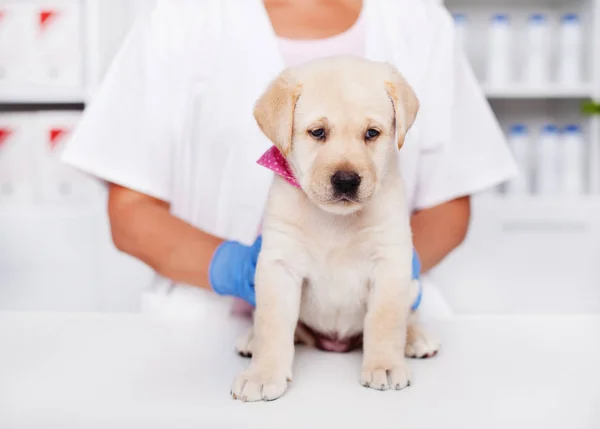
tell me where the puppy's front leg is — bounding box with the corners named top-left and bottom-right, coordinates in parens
top-left (361, 257), bottom-right (412, 391)
top-left (231, 257), bottom-right (302, 402)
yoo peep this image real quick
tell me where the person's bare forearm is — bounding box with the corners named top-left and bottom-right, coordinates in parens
top-left (108, 185), bottom-right (223, 290)
top-left (410, 196), bottom-right (471, 273)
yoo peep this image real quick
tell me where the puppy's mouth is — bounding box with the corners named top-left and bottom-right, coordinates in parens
top-left (315, 194), bottom-right (365, 215)
top-left (332, 195), bottom-right (360, 204)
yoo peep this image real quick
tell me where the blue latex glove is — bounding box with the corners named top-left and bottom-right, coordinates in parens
top-left (209, 236), bottom-right (262, 306)
top-left (411, 248), bottom-right (423, 311)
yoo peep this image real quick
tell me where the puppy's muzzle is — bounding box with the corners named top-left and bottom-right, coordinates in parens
top-left (331, 171), bottom-right (361, 198)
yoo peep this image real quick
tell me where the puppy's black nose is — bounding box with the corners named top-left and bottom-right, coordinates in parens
top-left (331, 171), bottom-right (361, 196)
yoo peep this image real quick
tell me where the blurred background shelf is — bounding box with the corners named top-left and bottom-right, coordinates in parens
top-left (0, 204), bottom-right (104, 219)
top-left (483, 84), bottom-right (595, 99)
top-left (430, 0), bottom-right (600, 315)
top-left (0, 88), bottom-right (87, 106)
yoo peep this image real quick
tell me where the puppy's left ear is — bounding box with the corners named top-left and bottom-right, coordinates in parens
top-left (384, 67), bottom-right (420, 149)
top-left (253, 70), bottom-right (302, 157)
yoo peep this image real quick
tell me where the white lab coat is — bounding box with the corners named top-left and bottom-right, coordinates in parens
top-left (61, 0), bottom-right (517, 316)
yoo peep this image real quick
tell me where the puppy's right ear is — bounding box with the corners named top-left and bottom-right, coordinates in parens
top-left (253, 71), bottom-right (302, 157)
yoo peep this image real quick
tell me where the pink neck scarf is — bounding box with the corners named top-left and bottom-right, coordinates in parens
top-left (257, 146), bottom-right (301, 189)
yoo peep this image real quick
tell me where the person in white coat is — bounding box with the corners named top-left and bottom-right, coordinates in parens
top-left (61, 0), bottom-right (517, 316)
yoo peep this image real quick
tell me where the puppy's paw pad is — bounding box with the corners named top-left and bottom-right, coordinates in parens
top-left (361, 366), bottom-right (410, 391)
top-left (405, 327), bottom-right (440, 359)
top-left (231, 370), bottom-right (289, 402)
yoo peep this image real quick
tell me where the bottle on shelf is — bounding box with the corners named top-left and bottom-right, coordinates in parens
top-left (486, 14), bottom-right (512, 86)
top-left (536, 124), bottom-right (562, 195)
top-left (453, 13), bottom-right (469, 52)
top-left (523, 14), bottom-right (550, 85)
top-left (560, 124), bottom-right (586, 195)
top-left (557, 14), bottom-right (584, 85)
top-left (505, 124), bottom-right (532, 195)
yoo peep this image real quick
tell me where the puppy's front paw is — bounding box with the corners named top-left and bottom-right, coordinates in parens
top-left (360, 362), bottom-right (411, 391)
top-left (405, 323), bottom-right (440, 359)
top-left (231, 368), bottom-right (290, 402)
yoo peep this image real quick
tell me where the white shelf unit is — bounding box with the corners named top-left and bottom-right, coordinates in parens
top-left (483, 84), bottom-right (594, 99)
top-left (0, 1), bottom-right (156, 312)
top-left (0, 88), bottom-right (88, 105)
top-left (443, 0), bottom-right (600, 192)
top-left (4, 0), bottom-right (596, 106)
top-left (0, 0), bottom-right (149, 105)
top-left (430, 0), bottom-right (600, 315)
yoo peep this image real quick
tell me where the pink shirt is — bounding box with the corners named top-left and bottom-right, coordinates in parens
top-left (276, 9), bottom-right (366, 68)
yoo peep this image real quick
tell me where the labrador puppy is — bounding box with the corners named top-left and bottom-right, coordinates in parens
top-left (231, 56), bottom-right (439, 402)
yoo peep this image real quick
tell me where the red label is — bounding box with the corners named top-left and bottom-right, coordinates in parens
top-left (39, 10), bottom-right (58, 31)
top-left (0, 128), bottom-right (12, 150)
top-left (49, 128), bottom-right (68, 150)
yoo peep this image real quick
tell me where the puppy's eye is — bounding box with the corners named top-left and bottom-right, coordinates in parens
top-left (309, 128), bottom-right (326, 140)
top-left (365, 129), bottom-right (380, 141)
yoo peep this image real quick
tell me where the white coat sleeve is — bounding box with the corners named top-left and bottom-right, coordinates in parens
top-left (413, 10), bottom-right (518, 210)
top-left (61, 5), bottom-right (187, 203)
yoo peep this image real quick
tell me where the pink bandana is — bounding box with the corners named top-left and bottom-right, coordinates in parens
top-left (257, 146), bottom-right (301, 189)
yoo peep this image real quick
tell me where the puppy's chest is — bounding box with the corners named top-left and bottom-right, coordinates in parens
top-left (306, 239), bottom-right (372, 292)
top-left (300, 216), bottom-right (378, 291)
top-left (298, 228), bottom-right (375, 336)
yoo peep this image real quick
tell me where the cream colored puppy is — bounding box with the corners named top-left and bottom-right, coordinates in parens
top-left (231, 56), bottom-right (439, 402)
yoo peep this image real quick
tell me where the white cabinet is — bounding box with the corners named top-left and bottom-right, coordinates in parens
top-left (0, 0), bottom-right (88, 101)
top-left (430, 0), bottom-right (600, 314)
top-left (0, 1), bottom-right (154, 312)
top-left (0, 0), bottom-right (153, 103)
top-left (0, 111), bottom-right (153, 312)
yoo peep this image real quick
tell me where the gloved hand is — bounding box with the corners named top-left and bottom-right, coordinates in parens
top-left (411, 248), bottom-right (423, 311)
top-left (209, 236), bottom-right (262, 306)
top-left (412, 248), bottom-right (421, 280)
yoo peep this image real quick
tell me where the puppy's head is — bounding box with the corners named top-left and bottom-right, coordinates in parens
top-left (254, 56), bottom-right (419, 215)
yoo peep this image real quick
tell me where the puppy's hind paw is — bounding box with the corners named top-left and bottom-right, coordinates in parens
top-left (405, 323), bottom-right (440, 359)
top-left (235, 328), bottom-right (254, 358)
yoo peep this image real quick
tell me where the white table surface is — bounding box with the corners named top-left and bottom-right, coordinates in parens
top-left (1, 312), bottom-right (599, 429)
